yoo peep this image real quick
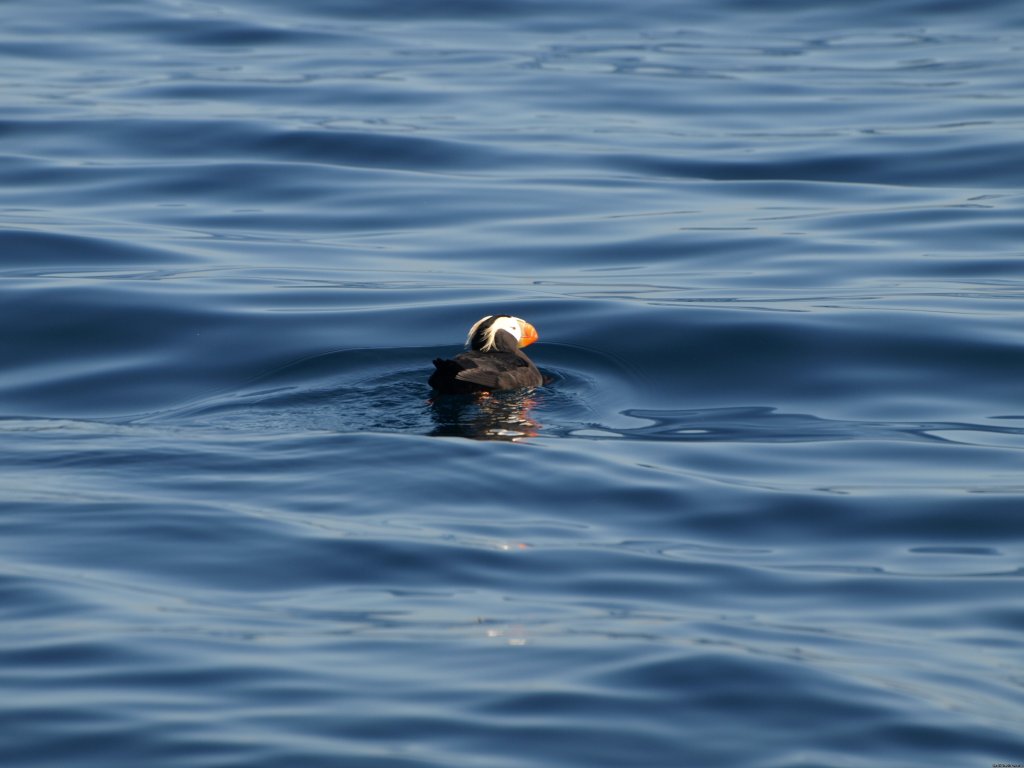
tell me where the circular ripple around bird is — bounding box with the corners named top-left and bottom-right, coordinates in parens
top-left (138, 342), bottom-right (641, 441)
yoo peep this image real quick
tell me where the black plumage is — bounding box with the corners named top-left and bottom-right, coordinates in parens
top-left (429, 315), bottom-right (543, 395)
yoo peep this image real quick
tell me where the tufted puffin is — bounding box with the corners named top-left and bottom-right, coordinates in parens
top-left (429, 315), bottom-right (543, 394)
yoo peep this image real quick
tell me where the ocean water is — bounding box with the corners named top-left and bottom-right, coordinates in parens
top-left (2, 0), bottom-right (1024, 766)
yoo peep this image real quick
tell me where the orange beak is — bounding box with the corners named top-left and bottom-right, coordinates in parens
top-left (519, 322), bottom-right (538, 348)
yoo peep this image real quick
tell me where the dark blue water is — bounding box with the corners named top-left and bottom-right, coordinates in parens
top-left (3, 1), bottom-right (1024, 765)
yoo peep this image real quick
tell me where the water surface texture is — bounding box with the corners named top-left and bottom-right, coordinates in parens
top-left (3, 1), bottom-right (1024, 766)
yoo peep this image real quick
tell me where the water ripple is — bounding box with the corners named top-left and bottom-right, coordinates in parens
top-left (3, 0), bottom-right (1024, 766)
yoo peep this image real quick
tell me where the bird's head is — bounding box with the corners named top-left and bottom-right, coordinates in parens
top-left (466, 315), bottom-right (539, 352)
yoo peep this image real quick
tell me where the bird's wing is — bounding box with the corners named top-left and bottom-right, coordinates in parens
top-left (454, 368), bottom-right (502, 388)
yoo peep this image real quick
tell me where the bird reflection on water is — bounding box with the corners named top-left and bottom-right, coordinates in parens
top-left (428, 389), bottom-right (540, 441)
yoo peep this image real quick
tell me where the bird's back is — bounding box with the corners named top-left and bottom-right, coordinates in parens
top-left (430, 349), bottom-right (541, 394)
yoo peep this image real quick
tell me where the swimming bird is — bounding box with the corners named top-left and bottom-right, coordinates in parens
top-left (429, 315), bottom-right (543, 394)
